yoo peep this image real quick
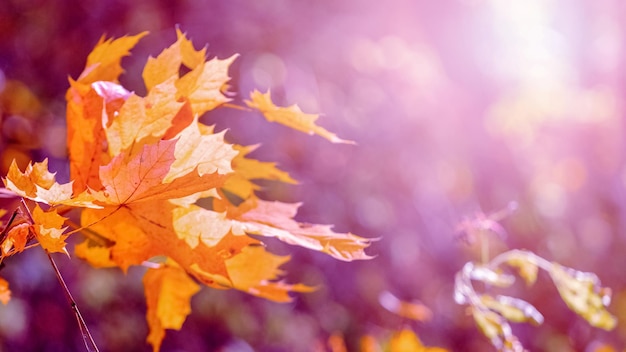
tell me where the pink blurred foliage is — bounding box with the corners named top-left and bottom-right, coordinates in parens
top-left (1, 0), bottom-right (626, 350)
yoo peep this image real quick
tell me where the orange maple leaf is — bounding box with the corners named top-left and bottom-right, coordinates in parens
top-left (235, 198), bottom-right (375, 261)
top-left (143, 263), bottom-right (200, 352)
top-left (31, 204), bottom-right (69, 254)
top-left (1, 223), bottom-right (29, 256)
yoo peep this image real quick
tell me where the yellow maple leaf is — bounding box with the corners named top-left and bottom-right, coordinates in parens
top-left (78, 32), bottom-right (148, 84)
top-left (225, 245), bottom-right (315, 302)
top-left (223, 144), bottom-right (297, 199)
top-left (175, 55), bottom-right (238, 117)
top-left (245, 89), bottom-right (354, 144)
top-left (80, 206), bottom-right (154, 272)
top-left (143, 264), bottom-right (200, 352)
top-left (142, 29), bottom-right (206, 91)
top-left (164, 118), bottom-right (236, 183)
top-left (105, 81), bottom-right (184, 157)
top-left (74, 240), bottom-right (117, 268)
top-left (172, 205), bottom-right (243, 248)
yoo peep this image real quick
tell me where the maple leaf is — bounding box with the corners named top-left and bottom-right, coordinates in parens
top-left (31, 204), bottom-right (69, 254)
top-left (175, 55), bottom-right (238, 117)
top-left (142, 29), bottom-right (206, 91)
top-left (3, 159), bottom-right (101, 208)
top-left (224, 245), bottom-right (315, 302)
top-left (234, 198), bottom-right (375, 261)
top-left (1, 223), bottom-right (29, 256)
top-left (223, 144), bottom-right (297, 200)
top-left (94, 139), bottom-right (229, 205)
top-left (164, 118), bottom-right (236, 182)
top-left (78, 32), bottom-right (148, 84)
top-left (74, 240), bottom-right (117, 268)
top-left (143, 263), bottom-right (200, 352)
top-left (105, 81), bottom-right (184, 157)
top-left (172, 205), bottom-right (242, 248)
top-left (66, 80), bottom-right (126, 193)
top-left (245, 90), bottom-right (354, 144)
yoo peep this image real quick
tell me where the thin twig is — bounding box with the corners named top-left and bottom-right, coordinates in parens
top-left (46, 253), bottom-right (100, 352)
top-left (19, 198), bottom-right (100, 352)
top-left (0, 209), bottom-right (19, 246)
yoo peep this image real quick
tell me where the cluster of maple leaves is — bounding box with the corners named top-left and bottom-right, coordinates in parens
top-left (0, 30), bottom-right (374, 351)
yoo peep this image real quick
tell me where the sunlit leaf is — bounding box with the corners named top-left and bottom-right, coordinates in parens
top-left (549, 263), bottom-right (617, 330)
top-left (246, 89), bottom-right (354, 144)
top-left (31, 204), bottom-right (68, 254)
top-left (143, 264), bottom-right (200, 352)
top-left (505, 250), bottom-right (539, 286)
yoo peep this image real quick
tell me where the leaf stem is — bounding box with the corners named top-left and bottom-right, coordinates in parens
top-left (64, 205), bottom-right (122, 237)
top-left (65, 219), bottom-right (114, 246)
top-left (222, 102), bottom-right (251, 111)
top-left (489, 249), bottom-right (553, 272)
top-left (480, 229), bottom-right (489, 264)
top-left (0, 209), bottom-right (19, 246)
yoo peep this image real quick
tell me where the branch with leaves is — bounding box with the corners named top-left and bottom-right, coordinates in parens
top-left (0, 29), bottom-right (375, 352)
top-left (454, 208), bottom-right (616, 352)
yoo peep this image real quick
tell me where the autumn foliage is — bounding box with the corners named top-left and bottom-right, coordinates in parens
top-left (0, 30), bottom-right (374, 351)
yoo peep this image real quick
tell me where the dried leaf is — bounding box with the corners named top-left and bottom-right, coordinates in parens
top-left (471, 307), bottom-right (524, 352)
top-left (549, 263), bottom-right (617, 330)
top-left (505, 250), bottom-right (539, 286)
top-left (468, 265), bottom-right (515, 288)
top-left (480, 295), bottom-right (543, 325)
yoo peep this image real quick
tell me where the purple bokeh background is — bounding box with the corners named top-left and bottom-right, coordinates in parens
top-left (1, 0), bottom-right (626, 350)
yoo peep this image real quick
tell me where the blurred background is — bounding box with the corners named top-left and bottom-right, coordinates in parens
top-left (2, 0), bottom-right (626, 351)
